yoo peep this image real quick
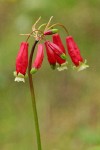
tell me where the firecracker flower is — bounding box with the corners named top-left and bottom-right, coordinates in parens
top-left (52, 33), bottom-right (68, 71)
top-left (14, 42), bottom-right (28, 82)
top-left (66, 36), bottom-right (89, 71)
top-left (45, 41), bottom-right (57, 69)
top-left (14, 16), bottom-right (89, 82)
top-left (30, 44), bottom-right (44, 74)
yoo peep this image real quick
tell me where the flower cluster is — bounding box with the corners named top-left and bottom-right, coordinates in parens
top-left (14, 17), bottom-right (89, 82)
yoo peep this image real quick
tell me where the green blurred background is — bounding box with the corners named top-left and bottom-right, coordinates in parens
top-left (0, 0), bottom-right (100, 150)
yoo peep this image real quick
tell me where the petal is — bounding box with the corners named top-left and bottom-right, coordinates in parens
top-left (73, 60), bottom-right (89, 71)
top-left (15, 77), bottom-right (25, 82)
top-left (57, 62), bottom-right (68, 71)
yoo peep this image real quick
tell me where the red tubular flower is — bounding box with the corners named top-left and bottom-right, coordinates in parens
top-left (44, 29), bottom-right (58, 35)
top-left (45, 41), bottom-right (56, 69)
top-left (53, 34), bottom-right (66, 63)
top-left (47, 41), bottom-right (67, 60)
top-left (14, 42), bottom-right (28, 82)
top-left (52, 34), bottom-right (68, 71)
top-left (53, 33), bottom-right (66, 54)
top-left (66, 36), bottom-right (89, 71)
top-left (30, 44), bottom-right (44, 74)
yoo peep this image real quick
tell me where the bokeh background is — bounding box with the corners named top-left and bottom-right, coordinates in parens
top-left (0, 0), bottom-right (100, 150)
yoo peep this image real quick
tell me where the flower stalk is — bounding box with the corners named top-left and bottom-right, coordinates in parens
top-left (28, 40), bottom-right (42, 150)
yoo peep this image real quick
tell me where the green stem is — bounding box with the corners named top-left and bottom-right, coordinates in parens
top-left (28, 40), bottom-right (42, 150)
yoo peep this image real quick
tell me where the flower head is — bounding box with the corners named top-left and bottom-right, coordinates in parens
top-left (14, 42), bottom-right (28, 82)
top-left (30, 44), bottom-right (44, 74)
top-left (15, 17), bottom-right (89, 80)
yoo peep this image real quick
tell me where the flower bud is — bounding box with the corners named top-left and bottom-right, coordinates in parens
top-left (30, 44), bottom-right (44, 74)
top-left (14, 42), bottom-right (28, 82)
top-left (44, 29), bottom-right (58, 35)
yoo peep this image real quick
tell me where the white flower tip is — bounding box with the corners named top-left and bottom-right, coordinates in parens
top-left (14, 77), bottom-right (25, 83)
top-left (78, 64), bottom-right (89, 72)
top-left (57, 66), bottom-right (68, 71)
top-left (73, 60), bottom-right (89, 72)
top-left (57, 62), bottom-right (68, 71)
top-left (78, 59), bottom-right (89, 72)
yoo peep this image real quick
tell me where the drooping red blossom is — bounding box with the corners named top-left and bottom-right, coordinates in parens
top-left (30, 44), bottom-right (44, 74)
top-left (66, 36), bottom-right (83, 66)
top-left (14, 42), bottom-right (28, 82)
top-left (44, 29), bottom-right (58, 35)
top-left (45, 41), bottom-right (56, 69)
top-left (52, 33), bottom-right (66, 65)
top-left (46, 41), bottom-right (67, 60)
top-left (16, 42), bottom-right (28, 74)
